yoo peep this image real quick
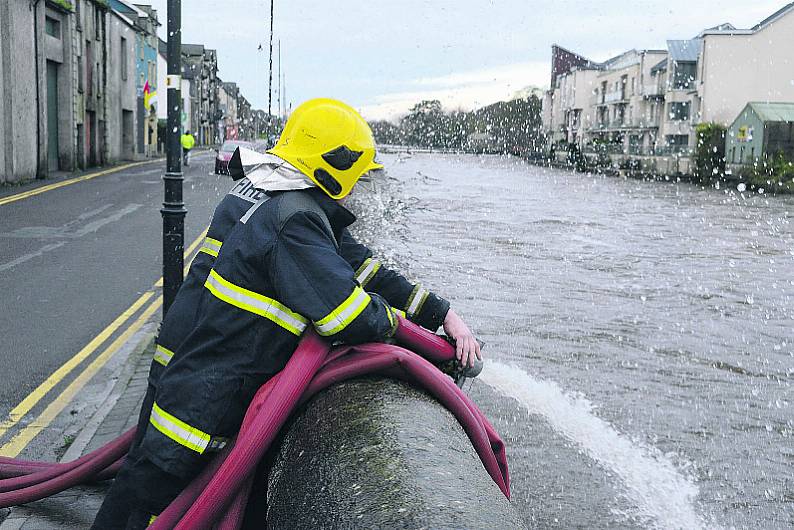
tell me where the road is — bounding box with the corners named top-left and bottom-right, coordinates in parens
top-left (0, 152), bottom-right (229, 431)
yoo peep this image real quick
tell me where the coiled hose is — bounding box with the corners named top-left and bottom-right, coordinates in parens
top-left (0, 316), bottom-right (509, 529)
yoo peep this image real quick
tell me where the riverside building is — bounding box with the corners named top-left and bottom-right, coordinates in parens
top-left (542, 2), bottom-right (794, 175)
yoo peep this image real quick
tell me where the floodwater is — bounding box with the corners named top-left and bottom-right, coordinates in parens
top-left (349, 152), bottom-right (794, 530)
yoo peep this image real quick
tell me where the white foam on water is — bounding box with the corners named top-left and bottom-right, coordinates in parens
top-left (480, 361), bottom-right (712, 530)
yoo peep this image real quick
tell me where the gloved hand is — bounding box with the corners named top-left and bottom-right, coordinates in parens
top-left (442, 309), bottom-right (482, 368)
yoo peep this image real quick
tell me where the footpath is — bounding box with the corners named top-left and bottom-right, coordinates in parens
top-left (0, 325), bottom-right (157, 529)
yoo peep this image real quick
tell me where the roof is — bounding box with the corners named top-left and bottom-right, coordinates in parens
top-left (667, 40), bottom-right (700, 62)
top-left (752, 2), bottom-right (794, 30)
top-left (696, 23), bottom-right (735, 37)
top-left (747, 102), bottom-right (794, 122)
top-left (182, 44), bottom-right (206, 56)
top-left (700, 3), bottom-right (794, 36)
top-left (650, 58), bottom-right (668, 73)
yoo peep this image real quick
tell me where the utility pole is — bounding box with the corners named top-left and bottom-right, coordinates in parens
top-left (162, 0), bottom-right (185, 314)
top-left (277, 40), bottom-right (281, 127)
top-left (267, 0), bottom-right (274, 142)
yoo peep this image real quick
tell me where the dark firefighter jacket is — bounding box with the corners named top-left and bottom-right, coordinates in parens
top-left (151, 177), bottom-right (265, 381)
top-left (141, 187), bottom-right (449, 476)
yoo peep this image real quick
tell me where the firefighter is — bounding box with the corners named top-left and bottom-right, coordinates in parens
top-left (92, 98), bottom-right (481, 529)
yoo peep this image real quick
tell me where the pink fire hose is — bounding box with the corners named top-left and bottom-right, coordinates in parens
top-left (0, 317), bottom-right (510, 529)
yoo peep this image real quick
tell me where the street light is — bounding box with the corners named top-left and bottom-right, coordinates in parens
top-left (162, 0), bottom-right (185, 315)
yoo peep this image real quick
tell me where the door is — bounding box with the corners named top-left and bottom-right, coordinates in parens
top-left (46, 61), bottom-right (59, 172)
top-left (86, 111), bottom-right (96, 167)
top-left (122, 110), bottom-right (134, 160)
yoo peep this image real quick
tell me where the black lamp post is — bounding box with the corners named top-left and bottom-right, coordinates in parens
top-left (162, 0), bottom-right (185, 314)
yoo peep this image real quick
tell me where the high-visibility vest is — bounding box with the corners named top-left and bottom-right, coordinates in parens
top-left (180, 134), bottom-right (195, 149)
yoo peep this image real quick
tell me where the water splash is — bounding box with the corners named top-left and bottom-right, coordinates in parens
top-left (480, 361), bottom-right (712, 530)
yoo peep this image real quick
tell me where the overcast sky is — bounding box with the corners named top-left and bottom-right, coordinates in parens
top-left (143, 0), bottom-right (785, 120)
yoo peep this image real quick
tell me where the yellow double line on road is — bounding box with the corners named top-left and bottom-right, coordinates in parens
top-left (0, 227), bottom-right (208, 457)
top-left (0, 160), bottom-right (159, 207)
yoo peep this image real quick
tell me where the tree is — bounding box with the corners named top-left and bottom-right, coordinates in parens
top-left (693, 123), bottom-right (726, 183)
top-left (368, 95), bottom-right (544, 154)
top-left (370, 120), bottom-right (405, 145)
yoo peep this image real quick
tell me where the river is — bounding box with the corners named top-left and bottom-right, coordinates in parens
top-left (349, 152), bottom-right (793, 530)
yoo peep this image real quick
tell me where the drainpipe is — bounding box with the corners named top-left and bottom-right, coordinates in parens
top-left (30, 0), bottom-right (43, 178)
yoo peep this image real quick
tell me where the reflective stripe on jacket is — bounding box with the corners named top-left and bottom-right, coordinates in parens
top-left (340, 231), bottom-right (449, 332)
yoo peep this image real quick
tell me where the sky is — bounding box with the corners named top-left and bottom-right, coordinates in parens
top-left (143, 0), bottom-right (787, 121)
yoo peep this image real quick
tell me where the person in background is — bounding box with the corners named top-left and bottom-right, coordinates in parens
top-left (180, 130), bottom-right (196, 166)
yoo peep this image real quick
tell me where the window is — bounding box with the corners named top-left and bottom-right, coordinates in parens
top-left (672, 62), bottom-right (696, 89)
top-left (95, 9), bottom-right (101, 40)
top-left (666, 134), bottom-right (689, 153)
top-left (86, 40), bottom-right (93, 96)
top-left (668, 102), bottom-right (690, 121)
top-left (45, 16), bottom-right (61, 39)
top-left (121, 37), bottom-right (128, 81)
top-left (77, 53), bottom-right (84, 92)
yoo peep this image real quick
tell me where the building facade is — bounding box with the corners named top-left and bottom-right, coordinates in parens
top-left (180, 44), bottom-right (221, 145)
top-left (542, 3), bottom-right (794, 173)
top-left (2, 1), bottom-right (260, 183)
top-left (109, 1), bottom-right (160, 157)
top-left (0, 0), bottom-right (156, 183)
top-left (726, 102), bottom-right (794, 167)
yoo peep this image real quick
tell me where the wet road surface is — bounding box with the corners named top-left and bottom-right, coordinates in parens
top-left (0, 153), bottom-right (229, 422)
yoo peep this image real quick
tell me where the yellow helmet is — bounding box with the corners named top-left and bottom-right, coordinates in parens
top-left (268, 98), bottom-right (380, 199)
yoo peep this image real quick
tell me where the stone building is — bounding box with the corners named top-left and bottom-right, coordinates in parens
top-left (109, 1), bottom-right (160, 157)
top-left (0, 0), bottom-right (153, 183)
top-left (180, 44), bottom-right (220, 145)
top-left (237, 95), bottom-right (253, 140)
top-left (217, 81), bottom-right (238, 141)
top-left (0, 0), bottom-right (76, 182)
top-left (105, 8), bottom-right (140, 163)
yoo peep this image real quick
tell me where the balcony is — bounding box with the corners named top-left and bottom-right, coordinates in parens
top-left (590, 119), bottom-right (659, 131)
top-left (642, 85), bottom-right (664, 98)
top-left (604, 91), bottom-right (628, 103)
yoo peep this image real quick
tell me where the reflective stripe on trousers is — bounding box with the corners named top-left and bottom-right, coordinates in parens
top-left (149, 402), bottom-right (211, 454)
top-left (204, 269), bottom-right (308, 336)
top-left (153, 344), bottom-right (174, 367)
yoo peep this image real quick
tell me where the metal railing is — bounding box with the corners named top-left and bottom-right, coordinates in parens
top-left (642, 85), bottom-right (664, 97)
top-left (604, 91), bottom-right (627, 103)
top-left (580, 145), bottom-right (692, 157)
